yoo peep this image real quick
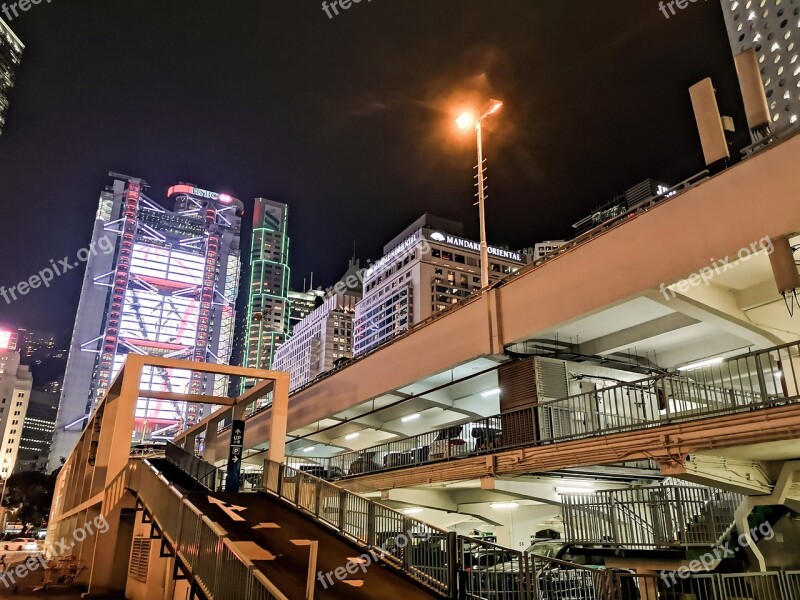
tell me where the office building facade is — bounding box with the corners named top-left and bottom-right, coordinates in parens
top-left (0, 349), bottom-right (31, 477)
top-left (242, 199), bottom-right (291, 387)
top-left (289, 289), bottom-right (323, 333)
top-left (15, 390), bottom-right (58, 473)
top-left (720, 0), bottom-right (800, 132)
top-left (523, 241), bottom-right (568, 262)
top-left (51, 175), bottom-right (243, 468)
top-left (273, 293), bottom-right (358, 392)
top-left (353, 215), bottom-right (524, 356)
top-left (0, 17), bottom-right (22, 136)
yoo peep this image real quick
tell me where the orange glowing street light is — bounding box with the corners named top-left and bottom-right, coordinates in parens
top-left (454, 98), bottom-right (504, 288)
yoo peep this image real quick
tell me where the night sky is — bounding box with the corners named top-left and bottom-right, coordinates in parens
top-left (0, 0), bottom-right (748, 335)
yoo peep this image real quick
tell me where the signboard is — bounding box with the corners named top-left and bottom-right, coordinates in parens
top-left (438, 233), bottom-right (523, 262)
top-left (225, 420), bottom-right (245, 492)
top-left (167, 184), bottom-right (236, 204)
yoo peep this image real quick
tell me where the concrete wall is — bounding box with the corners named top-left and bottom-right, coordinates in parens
top-left (125, 515), bottom-right (172, 600)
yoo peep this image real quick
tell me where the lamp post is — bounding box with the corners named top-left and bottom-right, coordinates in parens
top-left (456, 99), bottom-right (503, 289)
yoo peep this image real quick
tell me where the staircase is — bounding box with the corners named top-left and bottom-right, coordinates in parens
top-left (562, 483), bottom-right (744, 549)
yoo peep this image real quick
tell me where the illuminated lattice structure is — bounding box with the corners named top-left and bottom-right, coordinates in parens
top-left (720, 0), bottom-right (800, 131)
top-left (51, 175), bottom-right (243, 466)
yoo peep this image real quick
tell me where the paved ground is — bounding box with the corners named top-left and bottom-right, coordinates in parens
top-left (154, 459), bottom-right (441, 599)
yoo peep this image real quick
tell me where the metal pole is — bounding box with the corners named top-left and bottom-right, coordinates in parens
top-left (475, 120), bottom-right (490, 289)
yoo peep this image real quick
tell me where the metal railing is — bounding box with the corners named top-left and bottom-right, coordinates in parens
top-left (165, 441), bottom-right (218, 489)
top-left (562, 484), bottom-right (743, 549)
top-left (264, 459), bottom-right (456, 596)
top-left (261, 458), bottom-right (800, 599)
top-left (664, 571), bottom-right (799, 600)
top-left (310, 341), bottom-right (800, 481)
top-left (130, 460), bottom-right (288, 600)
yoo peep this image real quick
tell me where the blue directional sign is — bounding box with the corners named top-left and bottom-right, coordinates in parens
top-left (225, 420), bottom-right (245, 492)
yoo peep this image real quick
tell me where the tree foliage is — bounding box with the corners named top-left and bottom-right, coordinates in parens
top-left (1, 471), bottom-right (56, 533)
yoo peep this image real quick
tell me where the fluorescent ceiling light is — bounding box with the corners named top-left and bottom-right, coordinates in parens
top-left (678, 357), bottom-right (724, 371)
top-left (402, 508), bottom-right (424, 514)
top-left (345, 432), bottom-right (360, 441)
top-left (556, 486), bottom-right (596, 495)
top-left (489, 502), bottom-right (518, 509)
top-left (402, 413), bottom-right (420, 422)
top-left (481, 387), bottom-right (501, 397)
top-left (303, 446), bottom-right (316, 453)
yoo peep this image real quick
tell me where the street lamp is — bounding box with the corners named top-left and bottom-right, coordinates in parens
top-left (455, 98), bottom-right (503, 289)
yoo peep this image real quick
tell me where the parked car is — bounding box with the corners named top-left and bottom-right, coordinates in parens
top-left (428, 426), bottom-right (467, 460)
top-left (347, 451), bottom-right (381, 475)
top-left (4, 538), bottom-right (39, 552)
top-left (472, 426), bottom-right (502, 452)
top-left (528, 542), bottom-right (641, 600)
top-left (299, 465), bottom-right (345, 480)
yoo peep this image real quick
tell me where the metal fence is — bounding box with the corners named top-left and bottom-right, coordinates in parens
top-left (562, 484), bottom-right (743, 549)
top-left (458, 538), bottom-right (800, 600)
top-left (264, 459), bottom-right (455, 596)
top-left (310, 341), bottom-right (800, 482)
top-left (130, 460), bottom-right (289, 600)
top-left (165, 440), bottom-right (218, 489)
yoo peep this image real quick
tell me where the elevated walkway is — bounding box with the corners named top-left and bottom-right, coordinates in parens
top-left (177, 131), bottom-right (800, 463)
top-left (286, 341), bottom-right (800, 496)
top-left (135, 456), bottom-right (440, 599)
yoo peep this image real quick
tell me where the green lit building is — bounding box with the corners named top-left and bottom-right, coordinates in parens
top-left (242, 199), bottom-right (291, 390)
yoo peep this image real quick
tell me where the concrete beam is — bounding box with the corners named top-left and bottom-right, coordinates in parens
top-left (579, 313), bottom-right (699, 356)
top-left (661, 454), bottom-right (774, 495)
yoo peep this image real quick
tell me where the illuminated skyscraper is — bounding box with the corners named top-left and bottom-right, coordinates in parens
top-left (0, 17), bottom-right (22, 136)
top-left (241, 199), bottom-right (290, 390)
top-left (50, 174), bottom-right (243, 468)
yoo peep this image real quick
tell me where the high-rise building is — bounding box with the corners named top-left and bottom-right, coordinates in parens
top-left (0, 327), bottom-right (17, 352)
top-left (353, 215), bottom-right (525, 356)
top-left (15, 328), bottom-right (56, 361)
top-left (242, 199), bottom-right (290, 388)
top-left (720, 0), bottom-right (800, 133)
top-left (273, 292), bottom-right (359, 392)
top-left (289, 289), bottom-right (323, 332)
top-left (274, 260), bottom-right (364, 391)
top-left (522, 241), bottom-right (568, 262)
top-left (0, 349), bottom-right (32, 478)
top-left (15, 390), bottom-right (58, 473)
top-left (0, 17), bottom-right (22, 136)
top-left (50, 174), bottom-right (243, 468)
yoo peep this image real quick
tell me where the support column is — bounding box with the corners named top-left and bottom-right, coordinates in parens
top-left (202, 420), bottom-right (220, 464)
top-left (267, 374), bottom-right (290, 464)
top-left (85, 356), bottom-right (143, 596)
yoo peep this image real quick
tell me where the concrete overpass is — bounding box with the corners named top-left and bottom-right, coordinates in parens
top-left (179, 130), bottom-right (800, 468)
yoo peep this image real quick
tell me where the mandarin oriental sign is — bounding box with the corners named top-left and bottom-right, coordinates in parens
top-left (441, 234), bottom-right (523, 262)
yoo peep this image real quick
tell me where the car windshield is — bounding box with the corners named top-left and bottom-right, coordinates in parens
top-left (527, 543), bottom-right (560, 557)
